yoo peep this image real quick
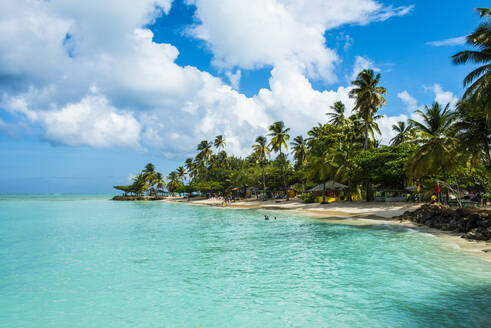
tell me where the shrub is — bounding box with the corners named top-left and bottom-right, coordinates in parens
top-left (301, 193), bottom-right (315, 203)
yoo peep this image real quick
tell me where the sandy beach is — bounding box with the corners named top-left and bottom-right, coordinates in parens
top-left (164, 197), bottom-right (491, 262)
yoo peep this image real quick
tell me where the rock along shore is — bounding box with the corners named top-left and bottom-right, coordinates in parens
top-left (395, 204), bottom-right (491, 241)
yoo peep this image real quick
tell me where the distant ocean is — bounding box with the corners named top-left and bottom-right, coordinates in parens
top-left (1, 195), bottom-right (490, 327)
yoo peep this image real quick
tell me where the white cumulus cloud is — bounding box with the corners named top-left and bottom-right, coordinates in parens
top-left (426, 36), bottom-right (466, 47)
top-left (0, 0), bottom-right (414, 157)
top-left (397, 90), bottom-right (419, 112)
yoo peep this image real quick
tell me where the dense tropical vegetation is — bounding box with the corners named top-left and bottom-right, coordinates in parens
top-left (115, 8), bottom-right (490, 203)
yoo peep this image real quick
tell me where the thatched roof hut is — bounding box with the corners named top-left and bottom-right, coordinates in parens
top-left (307, 181), bottom-right (348, 192)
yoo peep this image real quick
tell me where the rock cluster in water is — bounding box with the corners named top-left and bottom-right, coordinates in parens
top-left (395, 204), bottom-right (491, 241)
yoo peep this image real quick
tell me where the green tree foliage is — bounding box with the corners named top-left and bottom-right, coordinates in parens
top-left (408, 102), bottom-right (457, 178)
top-left (452, 8), bottom-right (491, 124)
top-left (390, 121), bottom-right (414, 146)
top-left (326, 101), bottom-right (349, 128)
top-left (115, 10), bottom-right (491, 203)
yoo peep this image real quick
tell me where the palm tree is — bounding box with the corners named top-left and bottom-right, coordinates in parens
top-left (452, 8), bottom-right (490, 124)
top-left (184, 158), bottom-right (197, 182)
top-left (268, 121), bottom-right (291, 200)
top-left (333, 143), bottom-right (358, 201)
top-left (166, 171), bottom-right (182, 193)
top-left (176, 166), bottom-right (186, 183)
top-left (291, 135), bottom-right (308, 168)
top-left (390, 121), bottom-right (413, 146)
top-left (154, 172), bottom-right (166, 196)
top-left (217, 150), bottom-right (229, 169)
top-left (214, 135), bottom-right (226, 150)
top-left (326, 101), bottom-right (349, 128)
top-left (408, 102), bottom-right (457, 179)
top-left (349, 69), bottom-right (387, 150)
top-left (142, 163), bottom-right (156, 195)
top-left (197, 140), bottom-right (213, 163)
top-left (252, 136), bottom-right (270, 197)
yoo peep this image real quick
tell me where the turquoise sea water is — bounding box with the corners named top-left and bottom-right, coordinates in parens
top-left (0, 195), bottom-right (490, 327)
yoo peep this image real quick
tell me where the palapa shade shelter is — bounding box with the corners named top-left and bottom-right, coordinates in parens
top-left (307, 181), bottom-right (348, 192)
top-left (307, 181), bottom-right (349, 203)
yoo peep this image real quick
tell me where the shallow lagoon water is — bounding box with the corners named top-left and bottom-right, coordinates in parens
top-left (0, 195), bottom-right (490, 327)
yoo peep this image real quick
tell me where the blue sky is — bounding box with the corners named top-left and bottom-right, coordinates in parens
top-left (0, 0), bottom-right (482, 193)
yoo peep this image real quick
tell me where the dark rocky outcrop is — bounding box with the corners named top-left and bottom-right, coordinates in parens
top-left (395, 204), bottom-right (491, 241)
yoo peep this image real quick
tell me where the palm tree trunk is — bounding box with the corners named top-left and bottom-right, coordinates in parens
top-left (322, 182), bottom-right (326, 203)
top-left (261, 164), bottom-right (266, 198)
top-left (280, 150), bottom-right (288, 200)
top-left (483, 135), bottom-right (491, 164)
top-left (364, 113), bottom-right (369, 151)
top-left (348, 178), bottom-right (352, 202)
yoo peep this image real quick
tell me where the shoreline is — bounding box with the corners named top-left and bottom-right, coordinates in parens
top-left (163, 197), bottom-right (491, 262)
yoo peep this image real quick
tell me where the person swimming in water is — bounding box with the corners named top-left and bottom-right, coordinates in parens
top-left (264, 215), bottom-right (269, 220)
top-left (274, 217), bottom-right (277, 220)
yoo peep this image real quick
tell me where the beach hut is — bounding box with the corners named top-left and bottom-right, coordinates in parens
top-left (307, 181), bottom-right (348, 203)
top-left (373, 189), bottom-right (409, 202)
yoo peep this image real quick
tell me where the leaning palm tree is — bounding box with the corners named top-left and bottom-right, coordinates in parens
top-left (268, 121), bottom-right (291, 200)
top-left (197, 140), bottom-right (213, 163)
top-left (390, 121), bottom-right (413, 146)
top-left (408, 102), bottom-right (457, 179)
top-left (252, 136), bottom-right (270, 197)
top-left (326, 101), bottom-right (349, 128)
top-left (214, 135), bottom-right (226, 150)
top-left (452, 8), bottom-right (490, 124)
top-left (349, 69), bottom-right (387, 150)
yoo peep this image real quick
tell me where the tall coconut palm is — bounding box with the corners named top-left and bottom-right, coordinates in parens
top-left (176, 166), bottom-right (186, 183)
top-left (252, 136), bottom-right (270, 196)
top-left (349, 69), bottom-right (387, 150)
top-left (197, 140), bottom-right (213, 163)
top-left (214, 135), bottom-right (226, 150)
top-left (452, 8), bottom-right (491, 124)
top-left (326, 101), bottom-right (349, 128)
top-left (268, 121), bottom-right (291, 200)
top-left (408, 102), bottom-right (457, 179)
top-left (390, 121), bottom-right (414, 146)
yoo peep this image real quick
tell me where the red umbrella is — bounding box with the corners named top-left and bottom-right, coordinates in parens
top-left (436, 184), bottom-right (440, 194)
